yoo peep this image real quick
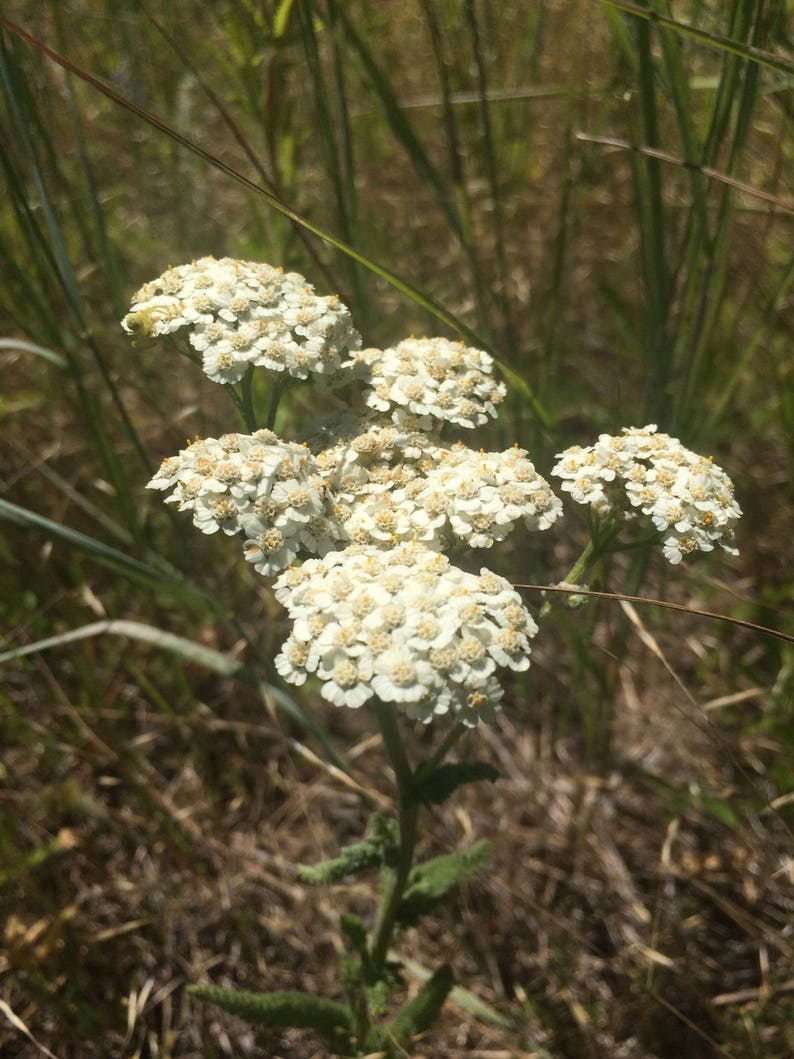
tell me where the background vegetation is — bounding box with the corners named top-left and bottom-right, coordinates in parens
top-left (1, 1), bottom-right (793, 1055)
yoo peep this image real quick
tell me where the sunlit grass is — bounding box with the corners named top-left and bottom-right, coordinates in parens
top-left (1, 1), bottom-right (793, 1054)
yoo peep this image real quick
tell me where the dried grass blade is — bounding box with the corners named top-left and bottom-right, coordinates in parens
top-left (0, 15), bottom-right (549, 425)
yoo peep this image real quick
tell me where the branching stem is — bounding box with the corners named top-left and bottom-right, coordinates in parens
top-left (357, 705), bottom-right (468, 1048)
top-left (240, 366), bottom-right (257, 431)
top-left (266, 376), bottom-right (288, 430)
top-left (370, 700), bottom-right (419, 975)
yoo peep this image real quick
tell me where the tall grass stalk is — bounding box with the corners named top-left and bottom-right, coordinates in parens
top-left (2, 4), bottom-right (792, 1053)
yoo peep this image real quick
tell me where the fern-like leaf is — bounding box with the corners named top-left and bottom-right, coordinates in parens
top-left (398, 841), bottom-right (490, 927)
top-left (188, 984), bottom-right (351, 1049)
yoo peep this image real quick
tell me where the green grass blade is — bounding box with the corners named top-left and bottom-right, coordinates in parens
top-left (320, 0), bottom-right (372, 326)
top-left (415, 0), bottom-right (490, 335)
top-left (417, 0), bottom-right (466, 193)
top-left (634, 17), bottom-right (671, 423)
top-left (538, 0), bottom-right (586, 389)
top-left (51, 2), bottom-right (125, 314)
top-left (700, 251), bottom-right (794, 437)
top-left (0, 496), bottom-right (240, 619)
top-left (0, 830), bottom-right (76, 888)
top-left (0, 15), bottom-right (550, 425)
top-left (656, 7), bottom-right (710, 232)
top-left (0, 337), bottom-right (67, 367)
top-left (325, 0), bottom-right (465, 242)
top-left (0, 498), bottom-right (191, 593)
top-left (399, 956), bottom-right (509, 1030)
top-left (274, 0), bottom-right (298, 37)
top-left (602, 0), bottom-right (794, 77)
top-left (0, 28), bottom-right (150, 539)
top-left (574, 134), bottom-right (794, 215)
top-left (700, 1), bottom-right (753, 168)
top-left (675, 0), bottom-right (771, 426)
top-left (0, 33), bottom-right (88, 331)
top-left (0, 128), bottom-right (68, 345)
top-left (143, 10), bottom-right (337, 294)
top-left (0, 619), bottom-right (346, 772)
top-left (296, 2), bottom-right (357, 289)
top-left (463, 0), bottom-right (515, 348)
top-left (31, 461), bottom-right (137, 545)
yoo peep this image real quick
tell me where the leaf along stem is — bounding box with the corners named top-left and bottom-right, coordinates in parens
top-left (365, 703), bottom-right (468, 1035)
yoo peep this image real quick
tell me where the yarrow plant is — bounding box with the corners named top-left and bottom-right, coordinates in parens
top-left (124, 257), bottom-right (742, 1055)
top-left (123, 255), bottom-right (361, 383)
top-left (274, 542), bottom-right (536, 725)
top-left (552, 425), bottom-right (741, 565)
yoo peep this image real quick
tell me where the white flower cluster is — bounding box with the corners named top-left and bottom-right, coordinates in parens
top-left (551, 425), bottom-right (741, 563)
top-left (147, 430), bottom-right (347, 575)
top-left (124, 258), bottom-right (558, 723)
top-left (273, 543), bottom-right (537, 726)
top-left (349, 337), bottom-right (507, 428)
top-left (318, 434), bottom-right (563, 550)
top-left (122, 256), bottom-right (361, 384)
top-left (129, 259), bottom-right (742, 724)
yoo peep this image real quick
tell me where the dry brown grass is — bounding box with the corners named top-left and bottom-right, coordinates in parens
top-left (2, 2), bottom-right (793, 1056)
top-left (3, 574), bottom-right (793, 1057)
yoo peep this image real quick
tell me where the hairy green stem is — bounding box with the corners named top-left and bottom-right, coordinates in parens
top-left (265, 376), bottom-right (288, 430)
top-left (418, 722), bottom-right (466, 779)
top-left (537, 537), bottom-right (596, 621)
top-left (370, 799), bottom-right (419, 973)
top-left (537, 518), bottom-right (623, 620)
top-left (562, 536), bottom-right (597, 588)
top-left (370, 700), bottom-right (418, 971)
top-left (240, 367), bottom-right (257, 431)
top-left (352, 705), bottom-right (469, 1045)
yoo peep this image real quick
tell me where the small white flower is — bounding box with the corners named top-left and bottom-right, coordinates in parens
top-left (347, 337), bottom-right (506, 428)
top-left (147, 431), bottom-right (347, 574)
top-left (273, 543), bottom-right (537, 724)
top-left (551, 425), bottom-right (741, 563)
top-left (122, 257), bottom-right (361, 383)
top-left (309, 418), bottom-right (562, 552)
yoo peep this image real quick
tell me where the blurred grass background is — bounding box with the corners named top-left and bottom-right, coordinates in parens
top-left (1, 1), bottom-right (793, 1056)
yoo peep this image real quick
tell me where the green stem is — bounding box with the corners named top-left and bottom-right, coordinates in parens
top-left (417, 722), bottom-right (466, 779)
top-left (538, 538), bottom-right (596, 621)
top-left (370, 801), bottom-right (419, 975)
top-left (240, 366), bottom-right (257, 431)
top-left (266, 376), bottom-right (288, 430)
top-left (538, 518), bottom-right (622, 620)
top-left (374, 698), bottom-right (412, 791)
top-left (355, 708), bottom-right (468, 1047)
top-left (563, 536), bottom-right (597, 588)
top-left (369, 701), bottom-right (419, 974)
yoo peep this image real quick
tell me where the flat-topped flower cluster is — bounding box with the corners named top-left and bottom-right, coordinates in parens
top-left (551, 425), bottom-right (741, 564)
top-left (127, 258), bottom-right (741, 723)
top-left (122, 256), bottom-right (361, 383)
top-left (349, 337), bottom-right (507, 428)
top-left (147, 429), bottom-right (347, 576)
top-left (274, 543), bottom-right (536, 725)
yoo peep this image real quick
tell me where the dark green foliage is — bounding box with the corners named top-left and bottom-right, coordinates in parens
top-left (385, 963), bottom-right (454, 1042)
top-left (339, 912), bottom-right (368, 955)
top-left (366, 975), bottom-right (396, 1019)
top-left (398, 840), bottom-right (491, 927)
top-left (339, 913), bottom-right (372, 1001)
top-left (365, 964), bottom-right (454, 1055)
top-left (298, 835), bottom-right (386, 883)
top-left (413, 761), bottom-right (499, 805)
top-left (339, 950), bottom-right (365, 1007)
top-left (338, 913), bottom-right (403, 1004)
top-left (298, 814), bottom-right (398, 883)
top-left (188, 984), bottom-right (352, 1051)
